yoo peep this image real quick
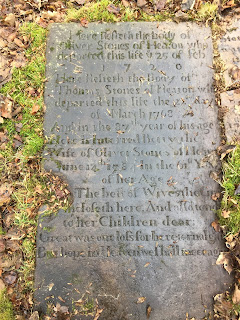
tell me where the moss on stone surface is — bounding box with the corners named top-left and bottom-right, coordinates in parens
top-left (0, 290), bottom-right (14, 320)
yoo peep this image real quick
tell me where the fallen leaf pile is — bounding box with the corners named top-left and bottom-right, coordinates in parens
top-left (0, 25), bottom-right (27, 87)
top-left (0, 0), bottom-right (67, 89)
top-left (0, 154), bottom-right (72, 318)
top-left (214, 231), bottom-right (240, 318)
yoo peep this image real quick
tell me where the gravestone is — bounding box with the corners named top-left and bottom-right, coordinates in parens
top-left (218, 19), bottom-right (240, 88)
top-left (220, 90), bottom-right (240, 143)
top-left (218, 19), bottom-right (240, 143)
top-left (35, 22), bottom-right (231, 319)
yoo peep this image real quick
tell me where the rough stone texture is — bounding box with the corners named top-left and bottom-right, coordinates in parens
top-left (181, 0), bottom-right (196, 11)
top-left (35, 23), bottom-right (231, 319)
top-left (221, 90), bottom-right (240, 143)
top-left (219, 19), bottom-right (240, 143)
top-left (218, 19), bottom-right (240, 88)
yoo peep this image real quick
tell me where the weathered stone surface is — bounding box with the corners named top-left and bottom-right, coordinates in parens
top-left (221, 90), bottom-right (240, 143)
top-left (181, 0), bottom-right (195, 11)
top-left (219, 20), bottom-right (240, 143)
top-left (35, 22), bottom-right (231, 319)
top-left (218, 19), bottom-right (240, 88)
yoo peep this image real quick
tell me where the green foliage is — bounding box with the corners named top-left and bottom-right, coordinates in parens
top-left (197, 2), bottom-right (218, 21)
top-left (0, 23), bottom-right (48, 295)
top-left (218, 145), bottom-right (240, 234)
top-left (66, 0), bottom-right (172, 22)
top-left (82, 299), bottom-right (95, 314)
top-left (66, 0), bottom-right (117, 22)
top-left (0, 290), bottom-right (14, 320)
top-left (0, 23), bottom-right (47, 160)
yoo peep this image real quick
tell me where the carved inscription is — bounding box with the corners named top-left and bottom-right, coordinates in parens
top-left (35, 23), bottom-right (230, 320)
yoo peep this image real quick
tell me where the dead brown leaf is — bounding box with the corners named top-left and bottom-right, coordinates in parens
top-left (173, 10), bottom-right (189, 22)
top-left (214, 293), bottom-right (233, 317)
top-left (59, 305), bottom-right (69, 314)
top-left (0, 38), bottom-right (7, 48)
top-left (220, 0), bottom-right (236, 11)
top-left (13, 134), bottom-right (22, 142)
top-left (216, 252), bottom-right (233, 274)
top-left (211, 220), bottom-right (221, 232)
top-left (41, 11), bottom-right (63, 22)
top-left (146, 305), bottom-right (152, 318)
top-left (230, 66), bottom-right (240, 81)
top-left (7, 32), bottom-right (17, 42)
top-left (0, 238), bottom-right (5, 253)
top-left (13, 139), bottom-right (23, 149)
top-left (3, 271), bottom-right (17, 285)
top-left (56, 189), bottom-right (65, 199)
top-left (122, 0), bottom-right (130, 7)
top-left (1, 252), bottom-right (22, 269)
top-left (0, 96), bottom-right (13, 119)
top-left (0, 183), bottom-right (13, 206)
top-left (26, 87), bottom-right (36, 96)
top-left (107, 4), bottom-right (120, 14)
top-left (48, 283), bottom-right (54, 291)
top-left (0, 56), bottom-right (12, 86)
top-left (35, 185), bottom-right (43, 194)
top-left (155, 0), bottom-right (166, 11)
top-left (29, 311), bottom-right (39, 320)
top-left (219, 144), bottom-right (236, 160)
top-left (137, 296), bottom-right (146, 303)
top-left (4, 14), bottom-right (16, 27)
top-left (80, 18), bottom-right (89, 27)
top-left (211, 193), bottom-right (221, 201)
top-left (221, 210), bottom-right (230, 218)
top-left (15, 122), bottom-right (23, 132)
top-left (70, 0), bottom-right (85, 4)
top-left (58, 296), bottom-right (65, 303)
top-left (94, 307), bottom-right (103, 320)
top-left (54, 303), bottom-right (69, 314)
top-left (225, 237), bottom-right (236, 250)
top-left (226, 234), bottom-right (234, 243)
top-left (14, 38), bottom-right (25, 48)
top-left (137, 0), bottom-right (147, 7)
top-left (11, 53), bottom-right (27, 69)
top-left (35, 16), bottom-right (48, 28)
top-left (233, 284), bottom-right (240, 304)
top-left (5, 239), bottom-right (20, 252)
top-left (31, 104), bottom-right (40, 114)
top-left (0, 278), bottom-right (6, 291)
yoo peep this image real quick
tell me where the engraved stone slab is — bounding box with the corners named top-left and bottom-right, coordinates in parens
top-left (219, 20), bottom-right (240, 143)
top-left (218, 19), bottom-right (240, 87)
top-left (35, 23), bottom-right (231, 319)
top-left (221, 90), bottom-right (240, 143)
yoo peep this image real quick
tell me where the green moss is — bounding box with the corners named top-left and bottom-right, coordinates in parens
top-left (66, 0), bottom-right (172, 23)
top-left (66, 0), bottom-right (117, 22)
top-left (0, 23), bottom-right (49, 296)
top-left (218, 145), bottom-right (240, 234)
top-left (0, 290), bottom-right (14, 320)
top-left (0, 23), bottom-right (47, 161)
top-left (197, 2), bottom-right (218, 21)
top-left (82, 299), bottom-right (95, 314)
